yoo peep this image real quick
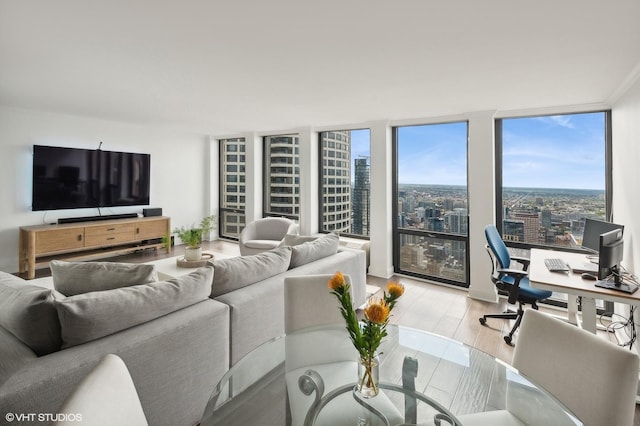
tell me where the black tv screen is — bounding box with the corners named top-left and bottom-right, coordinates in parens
top-left (32, 145), bottom-right (150, 211)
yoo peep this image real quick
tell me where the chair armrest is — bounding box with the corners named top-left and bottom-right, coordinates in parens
top-left (497, 268), bottom-right (527, 304)
top-left (510, 256), bottom-right (530, 271)
top-left (497, 268), bottom-right (527, 278)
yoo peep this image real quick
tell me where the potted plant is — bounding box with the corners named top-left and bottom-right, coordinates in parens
top-left (172, 215), bottom-right (216, 261)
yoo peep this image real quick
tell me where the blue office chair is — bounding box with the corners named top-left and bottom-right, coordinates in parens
top-left (479, 225), bottom-right (553, 345)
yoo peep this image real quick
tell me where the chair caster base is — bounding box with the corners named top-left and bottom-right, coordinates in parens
top-left (479, 317), bottom-right (487, 326)
top-left (504, 335), bottom-right (513, 346)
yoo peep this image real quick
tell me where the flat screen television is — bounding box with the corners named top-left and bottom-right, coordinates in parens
top-left (32, 145), bottom-right (150, 211)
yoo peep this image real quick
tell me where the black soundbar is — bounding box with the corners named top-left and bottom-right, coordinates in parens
top-left (58, 213), bottom-right (139, 224)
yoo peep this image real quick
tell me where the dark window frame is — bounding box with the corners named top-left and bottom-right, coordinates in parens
top-left (495, 110), bottom-right (613, 313)
top-left (263, 134), bottom-right (300, 221)
top-left (317, 129), bottom-right (371, 240)
top-left (218, 137), bottom-right (247, 241)
top-left (392, 121), bottom-right (470, 288)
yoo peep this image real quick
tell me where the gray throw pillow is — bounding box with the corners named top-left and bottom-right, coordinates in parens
top-left (289, 233), bottom-right (339, 269)
top-left (51, 260), bottom-right (158, 296)
top-left (0, 271), bottom-right (63, 356)
top-left (56, 266), bottom-right (213, 348)
top-left (210, 246), bottom-right (292, 297)
top-left (283, 234), bottom-right (318, 247)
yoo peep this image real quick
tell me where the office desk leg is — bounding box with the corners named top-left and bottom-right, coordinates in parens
top-left (581, 297), bottom-right (597, 334)
top-left (567, 297), bottom-right (580, 327)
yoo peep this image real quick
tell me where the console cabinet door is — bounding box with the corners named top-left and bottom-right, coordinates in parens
top-left (35, 228), bottom-right (84, 255)
top-left (135, 219), bottom-right (168, 240)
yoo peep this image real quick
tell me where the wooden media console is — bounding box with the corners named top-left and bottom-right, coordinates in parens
top-left (19, 216), bottom-right (171, 279)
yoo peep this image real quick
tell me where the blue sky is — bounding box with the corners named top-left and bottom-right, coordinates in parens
top-left (347, 112), bottom-right (605, 190)
top-left (350, 129), bottom-right (370, 159)
top-left (397, 122), bottom-right (468, 186)
top-left (502, 112), bottom-right (605, 190)
top-left (393, 112), bottom-right (605, 190)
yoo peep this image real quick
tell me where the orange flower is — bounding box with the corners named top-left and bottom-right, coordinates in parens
top-left (364, 298), bottom-right (390, 324)
top-left (328, 272), bottom-right (346, 290)
top-left (386, 282), bottom-right (405, 299)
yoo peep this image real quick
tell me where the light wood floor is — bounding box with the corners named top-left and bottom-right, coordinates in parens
top-left (90, 240), bottom-right (640, 424)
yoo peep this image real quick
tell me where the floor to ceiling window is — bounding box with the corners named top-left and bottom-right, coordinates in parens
top-left (319, 129), bottom-right (371, 238)
top-left (496, 110), bottom-right (612, 309)
top-left (497, 111), bottom-right (611, 248)
top-left (218, 138), bottom-right (246, 239)
top-left (263, 134), bottom-right (300, 220)
top-left (393, 122), bottom-right (469, 287)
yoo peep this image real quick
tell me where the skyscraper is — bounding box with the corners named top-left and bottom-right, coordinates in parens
top-left (220, 138), bottom-right (246, 238)
top-left (320, 132), bottom-right (351, 233)
top-left (352, 156), bottom-right (370, 236)
top-left (264, 135), bottom-right (299, 218)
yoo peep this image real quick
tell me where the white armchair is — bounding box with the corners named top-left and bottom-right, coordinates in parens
top-left (239, 217), bottom-right (298, 256)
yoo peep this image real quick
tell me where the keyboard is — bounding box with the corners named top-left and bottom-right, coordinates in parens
top-left (544, 258), bottom-right (570, 272)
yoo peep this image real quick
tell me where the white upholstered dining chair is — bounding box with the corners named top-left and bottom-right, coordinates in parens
top-left (53, 354), bottom-right (148, 426)
top-left (284, 274), bottom-right (404, 426)
top-left (460, 309), bottom-right (639, 426)
top-left (513, 308), bottom-right (639, 426)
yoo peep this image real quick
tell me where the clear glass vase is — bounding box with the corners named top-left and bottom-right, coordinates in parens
top-left (357, 355), bottom-right (379, 398)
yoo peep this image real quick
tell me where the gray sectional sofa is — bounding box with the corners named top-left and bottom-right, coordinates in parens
top-left (0, 234), bottom-right (366, 426)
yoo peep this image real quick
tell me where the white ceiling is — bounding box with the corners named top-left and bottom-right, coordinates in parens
top-left (1, 0), bottom-right (639, 135)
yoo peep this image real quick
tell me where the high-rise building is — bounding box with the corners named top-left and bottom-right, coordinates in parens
top-left (220, 138), bottom-right (246, 238)
top-left (513, 211), bottom-right (540, 244)
top-left (352, 156), bottom-right (370, 236)
top-left (320, 131), bottom-right (351, 233)
top-left (503, 219), bottom-right (525, 242)
top-left (427, 217), bottom-right (444, 232)
top-left (445, 208), bottom-right (468, 235)
top-left (541, 209), bottom-right (552, 228)
top-left (264, 135), bottom-right (299, 218)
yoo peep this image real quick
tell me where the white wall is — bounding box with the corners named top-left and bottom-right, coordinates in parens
top-left (0, 106), bottom-right (210, 273)
top-left (612, 76), bottom-right (640, 276)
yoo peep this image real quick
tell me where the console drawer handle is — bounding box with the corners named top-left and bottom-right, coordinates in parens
top-left (106, 237), bottom-right (116, 240)
top-left (106, 227), bottom-right (116, 231)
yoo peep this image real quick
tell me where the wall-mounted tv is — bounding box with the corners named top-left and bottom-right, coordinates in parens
top-left (32, 145), bottom-right (150, 211)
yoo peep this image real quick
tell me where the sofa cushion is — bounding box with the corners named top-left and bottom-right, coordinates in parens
top-left (56, 266), bottom-right (213, 348)
top-left (50, 260), bottom-right (158, 296)
top-left (210, 246), bottom-right (292, 297)
top-left (289, 233), bottom-right (339, 269)
top-left (244, 240), bottom-right (281, 250)
top-left (283, 234), bottom-right (318, 247)
top-left (0, 271), bottom-right (62, 356)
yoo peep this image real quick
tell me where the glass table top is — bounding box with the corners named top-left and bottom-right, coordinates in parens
top-left (201, 324), bottom-right (581, 426)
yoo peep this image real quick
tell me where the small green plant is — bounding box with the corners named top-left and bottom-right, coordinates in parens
top-left (172, 215), bottom-right (216, 248)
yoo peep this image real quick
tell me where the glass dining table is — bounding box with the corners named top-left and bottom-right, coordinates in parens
top-left (201, 324), bottom-right (581, 426)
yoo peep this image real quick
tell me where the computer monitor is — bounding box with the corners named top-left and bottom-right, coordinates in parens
top-left (594, 228), bottom-right (637, 293)
top-left (597, 228), bottom-right (624, 283)
top-left (581, 218), bottom-right (624, 253)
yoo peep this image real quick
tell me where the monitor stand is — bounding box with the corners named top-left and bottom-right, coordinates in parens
top-left (595, 279), bottom-right (638, 294)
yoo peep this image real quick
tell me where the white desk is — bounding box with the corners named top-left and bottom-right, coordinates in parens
top-left (529, 248), bottom-right (640, 333)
